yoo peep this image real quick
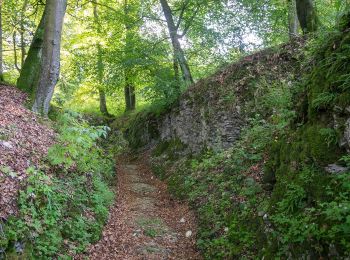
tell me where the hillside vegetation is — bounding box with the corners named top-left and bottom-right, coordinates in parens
top-left (0, 88), bottom-right (116, 257)
top-left (127, 20), bottom-right (350, 259)
top-left (1, 0), bottom-right (350, 259)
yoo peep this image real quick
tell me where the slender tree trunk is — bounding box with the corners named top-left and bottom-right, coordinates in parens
top-left (124, 86), bottom-right (131, 111)
top-left (13, 31), bottom-right (20, 72)
top-left (93, 2), bottom-right (110, 116)
top-left (20, 31), bottom-right (26, 66)
top-left (124, 0), bottom-right (136, 112)
top-left (20, 0), bottom-right (29, 66)
top-left (124, 85), bottom-right (136, 111)
top-left (17, 9), bottom-right (47, 93)
top-left (160, 0), bottom-right (193, 86)
top-left (124, 73), bottom-right (135, 111)
top-left (0, 3), bottom-right (3, 82)
top-left (296, 0), bottom-right (318, 34)
top-left (32, 0), bottom-right (67, 115)
top-left (288, 0), bottom-right (299, 39)
top-left (99, 90), bottom-right (109, 115)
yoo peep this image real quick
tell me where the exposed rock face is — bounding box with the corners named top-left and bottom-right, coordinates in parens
top-left (128, 40), bottom-right (305, 153)
top-left (158, 93), bottom-right (245, 153)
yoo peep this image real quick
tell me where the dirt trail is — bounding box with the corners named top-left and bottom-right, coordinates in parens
top-left (82, 155), bottom-right (201, 260)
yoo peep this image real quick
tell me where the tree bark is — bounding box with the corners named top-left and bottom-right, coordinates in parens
top-left (17, 9), bottom-right (47, 93)
top-left (159, 0), bottom-right (194, 86)
top-left (32, 0), bottom-right (67, 115)
top-left (20, 0), bottom-right (29, 66)
top-left (296, 0), bottom-right (318, 34)
top-left (124, 0), bottom-right (136, 112)
top-left (99, 89), bottom-right (109, 115)
top-left (173, 53), bottom-right (180, 87)
top-left (288, 0), bottom-right (299, 39)
top-left (124, 84), bottom-right (136, 111)
top-left (124, 80), bottom-right (135, 111)
top-left (0, 3), bottom-right (3, 82)
top-left (13, 31), bottom-right (21, 72)
top-left (93, 2), bottom-right (110, 116)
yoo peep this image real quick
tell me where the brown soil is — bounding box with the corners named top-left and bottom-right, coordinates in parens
top-left (80, 154), bottom-right (202, 260)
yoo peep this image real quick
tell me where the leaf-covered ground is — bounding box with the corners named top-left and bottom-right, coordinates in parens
top-left (79, 154), bottom-right (201, 260)
top-left (0, 85), bottom-right (55, 219)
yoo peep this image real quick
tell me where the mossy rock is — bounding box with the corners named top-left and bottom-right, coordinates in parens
top-left (126, 111), bottom-right (161, 149)
top-left (303, 124), bottom-right (341, 163)
top-left (152, 138), bottom-right (187, 160)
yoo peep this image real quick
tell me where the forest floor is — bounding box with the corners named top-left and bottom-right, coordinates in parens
top-left (0, 85), bottom-right (55, 219)
top-left (80, 153), bottom-right (202, 260)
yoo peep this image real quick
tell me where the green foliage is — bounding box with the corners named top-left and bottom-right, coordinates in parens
top-left (306, 27), bottom-right (350, 119)
top-left (269, 167), bottom-right (350, 257)
top-left (319, 128), bottom-right (338, 147)
top-left (0, 112), bottom-right (115, 258)
top-left (340, 154), bottom-right (350, 167)
top-left (262, 23), bottom-right (350, 258)
top-left (147, 25), bottom-right (350, 258)
top-left (47, 111), bottom-right (110, 171)
top-left (150, 75), bottom-right (296, 258)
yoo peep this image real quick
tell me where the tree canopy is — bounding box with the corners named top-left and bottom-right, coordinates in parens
top-left (0, 0), bottom-right (349, 114)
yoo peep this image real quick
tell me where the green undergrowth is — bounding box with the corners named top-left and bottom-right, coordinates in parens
top-left (0, 111), bottom-right (118, 259)
top-left (151, 76), bottom-right (298, 258)
top-left (149, 24), bottom-right (350, 259)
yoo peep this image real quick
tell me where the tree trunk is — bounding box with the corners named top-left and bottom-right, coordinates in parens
top-left (20, 0), bottom-right (29, 66)
top-left (93, 2), bottom-right (110, 116)
top-left (159, 0), bottom-right (193, 86)
top-left (0, 3), bottom-right (3, 82)
top-left (124, 0), bottom-right (136, 112)
top-left (13, 31), bottom-right (21, 72)
top-left (17, 9), bottom-right (47, 93)
top-left (124, 82), bottom-right (135, 111)
top-left (173, 53), bottom-right (180, 87)
top-left (32, 0), bottom-right (67, 115)
top-left (99, 90), bottom-right (109, 115)
top-left (296, 0), bottom-right (318, 34)
top-left (97, 45), bottom-right (109, 115)
top-left (288, 0), bottom-right (299, 39)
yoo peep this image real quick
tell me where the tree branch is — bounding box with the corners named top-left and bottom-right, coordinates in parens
top-left (175, 0), bottom-right (190, 30)
top-left (178, 5), bottom-right (199, 38)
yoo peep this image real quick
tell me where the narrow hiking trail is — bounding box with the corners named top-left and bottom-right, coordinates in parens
top-left (81, 155), bottom-right (201, 260)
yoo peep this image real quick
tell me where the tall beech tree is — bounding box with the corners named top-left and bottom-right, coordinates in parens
top-left (124, 0), bottom-right (136, 111)
top-left (93, 2), bottom-right (110, 116)
top-left (159, 0), bottom-right (193, 86)
top-left (296, 0), bottom-right (318, 33)
top-left (20, 0), bottom-right (29, 66)
top-left (17, 10), bottom-right (46, 93)
top-left (288, 0), bottom-right (299, 38)
top-left (32, 0), bottom-right (67, 115)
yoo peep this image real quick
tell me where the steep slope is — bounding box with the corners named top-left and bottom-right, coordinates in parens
top-left (0, 85), bottom-right (115, 258)
top-left (126, 22), bottom-right (350, 258)
top-left (0, 85), bottom-right (55, 219)
top-left (127, 39), bottom-right (305, 152)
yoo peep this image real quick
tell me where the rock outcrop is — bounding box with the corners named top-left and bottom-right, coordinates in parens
top-left (128, 40), bottom-right (305, 152)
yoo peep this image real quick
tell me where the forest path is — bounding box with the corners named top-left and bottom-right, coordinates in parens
top-left (82, 155), bottom-right (201, 260)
